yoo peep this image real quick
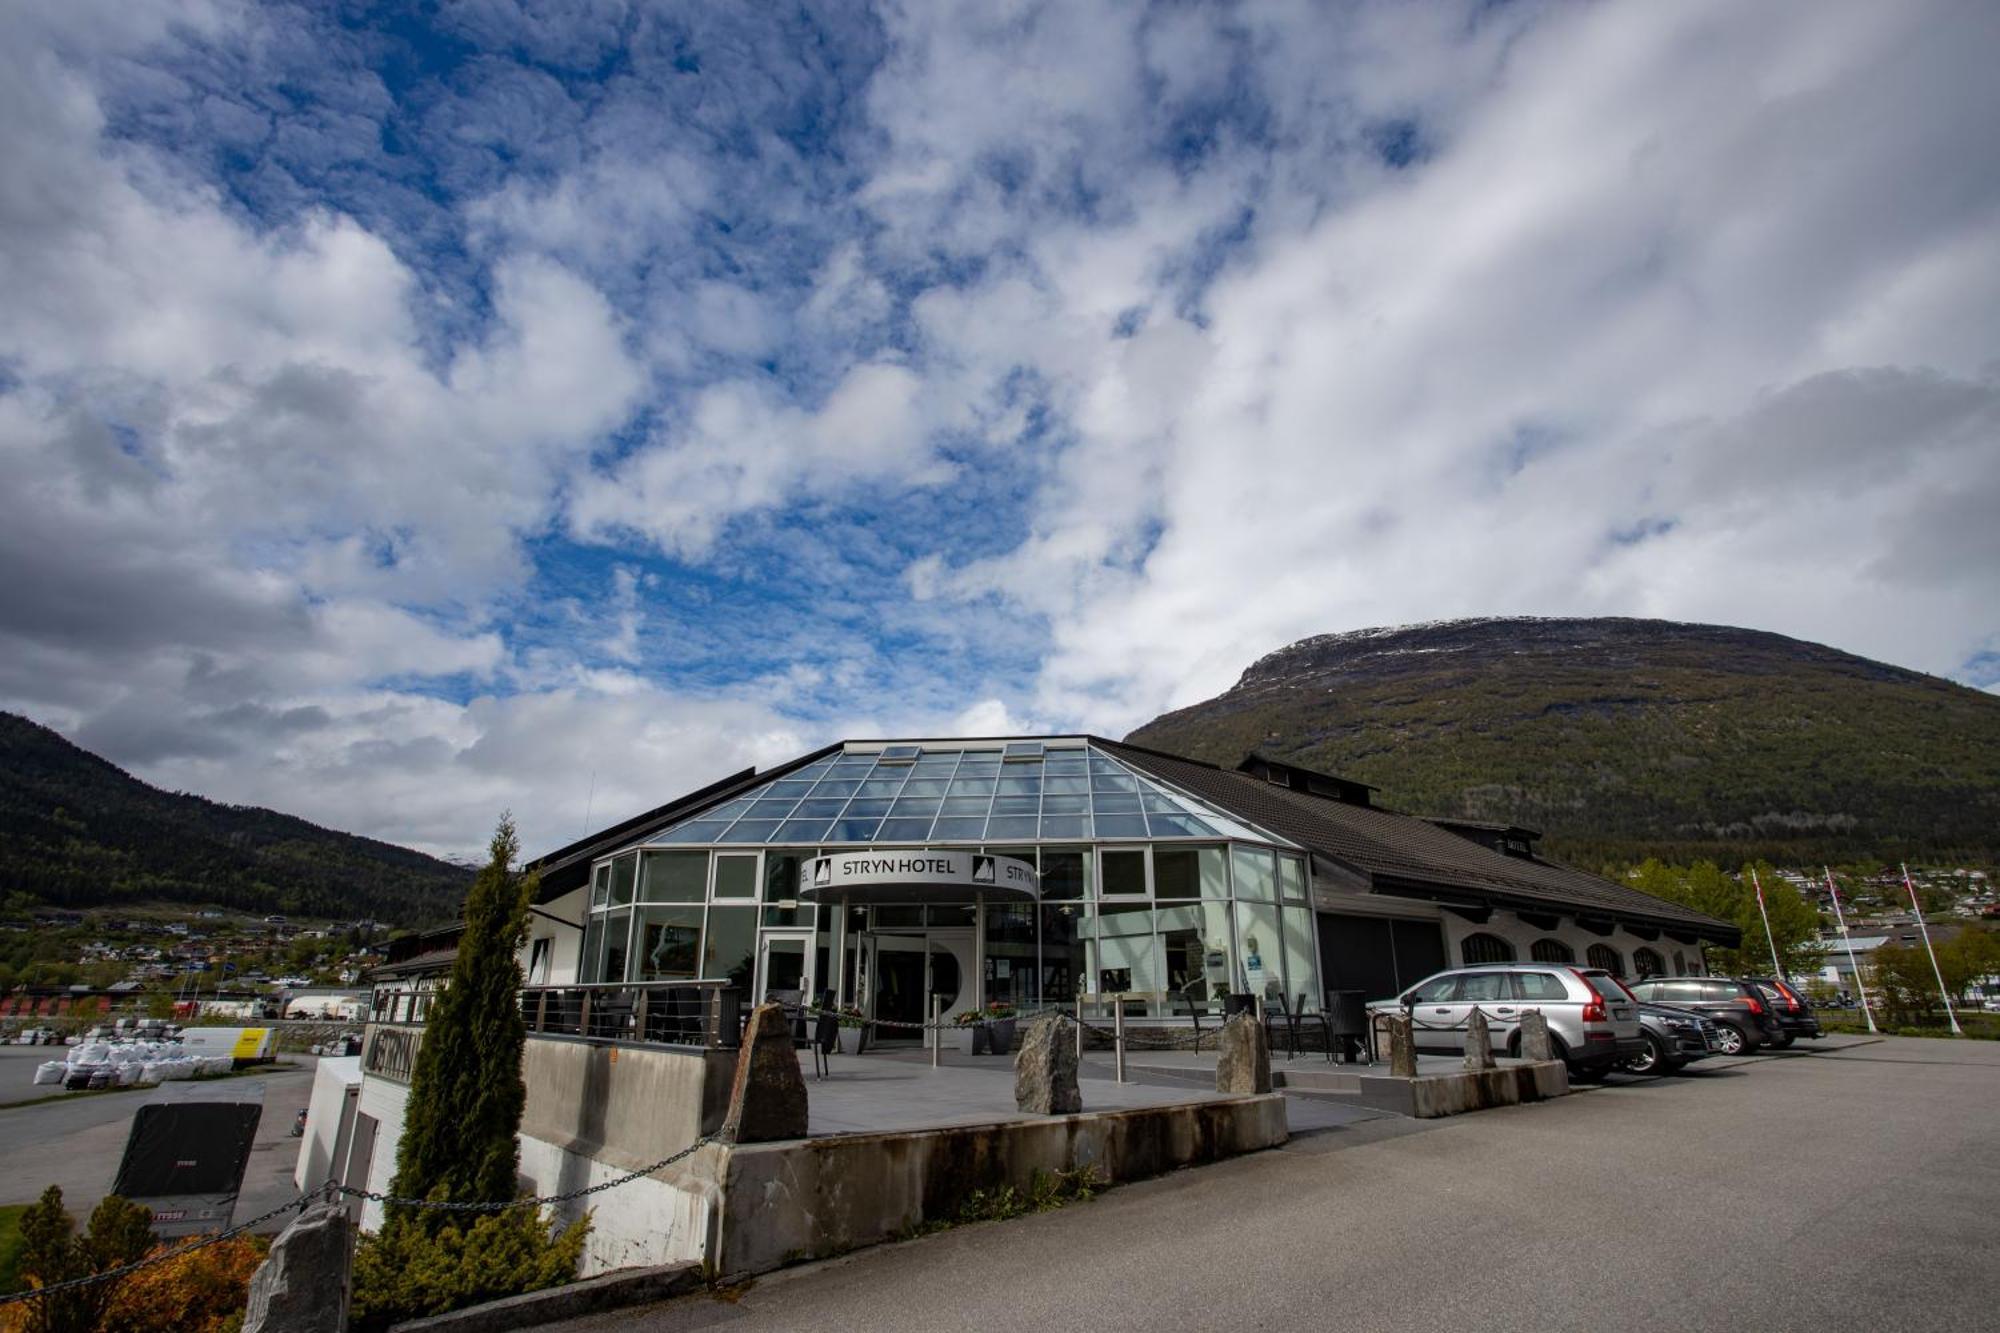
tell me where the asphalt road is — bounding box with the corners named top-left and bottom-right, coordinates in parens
top-left (0, 1045), bottom-right (314, 1230)
top-left (546, 1036), bottom-right (2000, 1333)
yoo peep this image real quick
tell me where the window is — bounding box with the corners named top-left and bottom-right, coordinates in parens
top-left (638, 851), bottom-right (705, 903)
top-left (1277, 856), bottom-right (1308, 903)
top-left (1530, 939), bottom-right (1574, 964)
top-left (702, 905), bottom-right (756, 987)
top-left (1234, 900), bottom-right (1284, 1000)
top-left (634, 906), bottom-right (703, 980)
top-left (1101, 849), bottom-right (1147, 897)
top-left (713, 854), bottom-right (758, 899)
top-left (1633, 947), bottom-right (1666, 979)
top-left (1281, 905), bottom-right (1318, 1009)
top-left (1586, 944), bottom-right (1623, 976)
top-left (1516, 971), bottom-right (1568, 1001)
top-left (1410, 974), bottom-right (1459, 1004)
top-left (1230, 847), bottom-right (1278, 902)
top-left (1672, 950), bottom-right (1688, 975)
top-left (600, 909), bottom-right (632, 981)
top-left (590, 863), bottom-right (610, 909)
top-left (609, 854), bottom-right (637, 907)
top-left (527, 937), bottom-right (552, 985)
top-left (1457, 973), bottom-right (1510, 1002)
top-left (1154, 845), bottom-right (1226, 899)
top-left (1460, 932), bottom-right (1516, 965)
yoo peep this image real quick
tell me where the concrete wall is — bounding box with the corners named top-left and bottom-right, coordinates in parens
top-left (1437, 908), bottom-right (1707, 980)
top-left (710, 1095), bottom-right (1290, 1278)
top-left (354, 1074), bottom-right (410, 1232)
top-left (517, 1036), bottom-right (734, 1168)
top-left (519, 1136), bottom-right (719, 1276)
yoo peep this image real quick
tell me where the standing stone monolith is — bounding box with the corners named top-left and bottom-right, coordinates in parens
top-left (718, 1002), bottom-right (809, 1143)
top-left (1014, 1014), bottom-right (1082, 1114)
top-left (1518, 1010), bottom-right (1554, 1062)
top-left (242, 1201), bottom-right (351, 1333)
top-left (1215, 1013), bottom-right (1272, 1094)
top-left (1464, 1009), bottom-right (1497, 1071)
top-left (1387, 1015), bottom-right (1417, 1077)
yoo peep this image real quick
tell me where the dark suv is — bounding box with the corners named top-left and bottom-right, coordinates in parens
top-left (1739, 976), bottom-right (1823, 1046)
top-left (1624, 976), bottom-right (1784, 1054)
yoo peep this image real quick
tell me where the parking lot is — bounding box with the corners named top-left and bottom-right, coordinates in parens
top-left (543, 1034), bottom-right (2000, 1333)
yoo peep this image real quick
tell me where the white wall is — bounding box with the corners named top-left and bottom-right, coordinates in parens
top-left (294, 1056), bottom-right (362, 1192)
top-left (354, 1074), bottom-right (411, 1233)
top-left (517, 1135), bottom-right (715, 1276)
top-left (521, 886), bottom-right (588, 985)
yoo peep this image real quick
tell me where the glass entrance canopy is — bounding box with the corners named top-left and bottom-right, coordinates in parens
top-left (639, 740), bottom-right (1277, 849)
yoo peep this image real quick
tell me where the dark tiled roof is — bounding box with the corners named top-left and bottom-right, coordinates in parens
top-left (1097, 739), bottom-right (1739, 944)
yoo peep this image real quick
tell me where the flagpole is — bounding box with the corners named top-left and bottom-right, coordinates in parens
top-left (1825, 866), bottom-right (1876, 1034)
top-left (1903, 862), bottom-right (1963, 1036)
top-left (1750, 867), bottom-right (1784, 978)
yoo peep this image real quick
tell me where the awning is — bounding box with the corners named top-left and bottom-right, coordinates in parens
top-left (798, 850), bottom-right (1039, 906)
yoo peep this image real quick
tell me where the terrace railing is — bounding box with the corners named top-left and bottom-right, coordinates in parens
top-left (367, 979), bottom-right (744, 1057)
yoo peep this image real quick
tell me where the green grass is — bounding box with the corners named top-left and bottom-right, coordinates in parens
top-left (0, 1203), bottom-right (27, 1296)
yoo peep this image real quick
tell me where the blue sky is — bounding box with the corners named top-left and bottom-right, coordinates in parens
top-left (2, 1), bottom-right (1996, 858)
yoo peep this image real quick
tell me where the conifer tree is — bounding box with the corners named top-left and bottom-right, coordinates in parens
top-left (387, 814), bottom-right (537, 1219)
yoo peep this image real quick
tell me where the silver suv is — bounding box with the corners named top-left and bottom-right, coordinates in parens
top-left (1367, 964), bottom-right (1646, 1078)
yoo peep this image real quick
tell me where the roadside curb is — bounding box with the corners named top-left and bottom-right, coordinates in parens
top-left (386, 1263), bottom-right (703, 1333)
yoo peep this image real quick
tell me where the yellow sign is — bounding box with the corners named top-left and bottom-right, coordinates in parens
top-left (230, 1028), bottom-right (270, 1060)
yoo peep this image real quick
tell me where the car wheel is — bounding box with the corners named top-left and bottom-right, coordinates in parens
top-left (1624, 1032), bottom-right (1666, 1075)
top-left (1715, 1022), bottom-right (1748, 1055)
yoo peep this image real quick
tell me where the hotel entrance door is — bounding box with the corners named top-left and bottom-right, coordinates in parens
top-left (858, 929), bottom-right (973, 1041)
top-left (755, 930), bottom-right (815, 1006)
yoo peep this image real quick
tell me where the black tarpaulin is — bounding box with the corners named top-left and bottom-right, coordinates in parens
top-left (112, 1101), bottom-right (263, 1199)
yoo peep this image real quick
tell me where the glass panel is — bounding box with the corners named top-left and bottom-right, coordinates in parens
top-left (1038, 815), bottom-right (1089, 839)
top-left (1041, 898), bottom-right (1085, 1003)
top-left (1140, 793), bottom-right (1180, 813)
top-left (986, 815), bottom-right (1040, 839)
top-left (1234, 901), bottom-right (1284, 1002)
top-left (1094, 814), bottom-right (1148, 839)
top-left (1041, 850), bottom-right (1090, 901)
top-left (808, 779), bottom-right (863, 798)
top-left (775, 818), bottom-right (835, 842)
top-left (590, 864), bottom-right (610, 909)
top-left (719, 820), bottom-right (781, 843)
top-left (713, 854), bottom-right (758, 898)
top-left (1101, 848), bottom-right (1147, 896)
top-left (639, 850), bottom-right (706, 902)
top-left (1231, 846), bottom-right (1278, 901)
top-left (878, 818), bottom-right (936, 841)
top-left (746, 799), bottom-right (801, 819)
top-left (791, 798), bottom-right (850, 819)
top-left (601, 909), bottom-right (632, 982)
top-left (1146, 813), bottom-right (1216, 837)
top-left (634, 906), bottom-right (703, 980)
top-left (947, 779), bottom-right (997, 797)
top-left (932, 817), bottom-right (986, 840)
top-left (1282, 905), bottom-right (1319, 1010)
top-left (955, 754), bottom-right (1001, 772)
top-left (996, 776), bottom-right (1041, 797)
top-left (1091, 903), bottom-right (1162, 999)
top-left (1091, 774), bottom-right (1138, 792)
top-left (1040, 794), bottom-right (1088, 814)
top-left (760, 936), bottom-right (809, 1001)
top-left (703, 799), bottom-right (756, 822)
top-left (899, 779), bottom-right (951, 797)
top-left (579, 914), bottom-right (603, 981)
top-left (1004, 741), bottom-right (1045, 757)
top-left (992, 795), bottom-right (1038, 815)
top-left (1043, 775), bottom-right (1089, 796)
top-left (827, 818), bottom-right (881, 842)
top-left (1092, 793), bottom-right (1141, 813)
top-left (857, 780), bottom-right (907, 797)
top-left (765, 780), bottom-right (816, 797)
top-left (828, 757), bottom-right (876, 775)
top-left (653, 820), bottom-right (736, 844)
top-left (1152, 846), bottom-right (1205, 899)
top-left (763, 852), bottom-right (810, 928)
top-left (610, 855), bottom-right (637, 907)
top-left (843, 798), bottom-right (894, 818)
top-left (879, 745), bottom-right (921, 759)
top-left (985, 904), bottom-right (1036, 1008)
top-left (1157, 901), bottom-right (1234, 1003)
top-left (888, 797), bottom-right (942, 817)
top-left (1278, 856), bottom-right (1309, 903)
top-left (1043, 752), bottom-right (1087, 772)
top-left (940, 796), bottom-right (991, 816)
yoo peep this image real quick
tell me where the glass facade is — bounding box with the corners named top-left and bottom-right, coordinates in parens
top-left (576, 740), bottom-right (1325, 1017)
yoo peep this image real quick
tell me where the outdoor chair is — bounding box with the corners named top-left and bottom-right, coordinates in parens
top-left (1260, 989), bottom-right (1299, 1060)
top-left (1323, 989), bottom-right (1372, 1064)
top-left (1178, 981), bottom-right (1219, 1051)
top-left (810, 1008), bottom-right (840, 1079)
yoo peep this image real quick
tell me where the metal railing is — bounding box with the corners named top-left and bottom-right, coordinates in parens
top-left (520, 980), bottom-right (738, 1048)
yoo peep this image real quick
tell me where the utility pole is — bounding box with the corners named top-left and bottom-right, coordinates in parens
top-left (1903, 863), bottom-right (1963, 1036)
top-left (1750, 867), bottom-right (1784, 978)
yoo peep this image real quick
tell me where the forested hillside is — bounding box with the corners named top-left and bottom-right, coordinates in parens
top-left (1129, 618), bottom-right (2000, 869)
top-left (0, 711), bottom-right (468, 924)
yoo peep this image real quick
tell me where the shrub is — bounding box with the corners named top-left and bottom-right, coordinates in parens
top-left (349, 1205), bottom-right (588, 1333)
top-left (97, 1234), bottom-right (266, 1333)
top-left (8, 1189), bottom-right (152, 1333)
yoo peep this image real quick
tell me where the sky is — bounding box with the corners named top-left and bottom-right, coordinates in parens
top-left (2, 0), bottom-right (1996, 862)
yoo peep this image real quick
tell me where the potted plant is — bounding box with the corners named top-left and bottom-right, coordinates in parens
top-left (953, 1007), bottom-right (988, 1054)
top-left (835, 1004), bottom-right (866, 1054)
top-left (983, 1000), bottom-right (1019, 1055)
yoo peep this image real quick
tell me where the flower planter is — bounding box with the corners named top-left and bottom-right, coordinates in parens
top-left (986, 1018), bottom-right (1018, 1055)
top-left (956, 1024), bottom-right (989, 1055)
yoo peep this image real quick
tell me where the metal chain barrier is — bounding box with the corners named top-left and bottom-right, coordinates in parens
top-left (0, 1193), bottom-right (313, 1310)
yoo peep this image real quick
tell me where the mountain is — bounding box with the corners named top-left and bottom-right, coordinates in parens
top-left (0, 711), bottom-right (470, 924)
top-left (1128, 618), bottom-right (2000, 869)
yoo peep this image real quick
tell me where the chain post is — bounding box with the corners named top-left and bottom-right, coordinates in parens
top-left (1114, 997), bottom-right (1127, 1083)
top-left (929, 994), bottom-right (941, 1069)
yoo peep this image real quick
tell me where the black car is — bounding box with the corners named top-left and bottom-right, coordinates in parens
top-left (1624, 1002), bottom-right (1722, 1075)
top-left (1740, 976), bottom-right (1823, 1046)
top-left (1624, 977), bottom-right (1786, 1054)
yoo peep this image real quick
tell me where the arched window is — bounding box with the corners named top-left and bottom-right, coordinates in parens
top-left (1672, 950), bottom-right (1688, 976)
top-left (1586, 944), bottom-right (1623, 976)
top-left (1461, 932), bottom-right (1516, 965)
top-left (1530, 938), bottom-right (1574, 963)
top-left (1633, 947), bottom-right (1666, 978)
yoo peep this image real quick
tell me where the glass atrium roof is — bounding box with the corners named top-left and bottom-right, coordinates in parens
top-left (640, 742), bottom-right (1281, 849)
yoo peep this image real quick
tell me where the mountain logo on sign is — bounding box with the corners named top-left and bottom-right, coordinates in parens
top-left (813, 859), bottom-right (832, 887)
top-left (972, 856), bottom-right (995, 884)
